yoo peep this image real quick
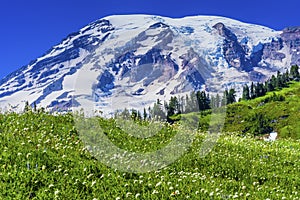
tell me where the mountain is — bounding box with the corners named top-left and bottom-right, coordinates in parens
top-left (0, 15), bottom-right (299, 114)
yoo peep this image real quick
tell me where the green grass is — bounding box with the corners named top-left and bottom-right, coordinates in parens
top-left (0, 110), bottom-right (299, 199)
top-left (195, 81), bottom-right (300, 139)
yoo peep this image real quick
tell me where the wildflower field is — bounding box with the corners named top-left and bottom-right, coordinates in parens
top-left (0, 109), bottom-right (299, 200)
top-left (0, 81), bottom-right (299, 199)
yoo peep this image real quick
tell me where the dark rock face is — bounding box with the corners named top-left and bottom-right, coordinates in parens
top-left (94, 22), bottom-right (181, 94)
top-left (213, 23), bottom-right (252, 71)
top-left (262, 38), bottom-right (285, 61)
top-left (281, 27), bottom-right (300, 65)
top-left (179, 48), bottom-right (213, 90)
top-left (213, 23), bottom-right (300, 72)
top-left (97, 70), bottom-right (115, 93)
top-left (81, 19), bottom-right (115, 34)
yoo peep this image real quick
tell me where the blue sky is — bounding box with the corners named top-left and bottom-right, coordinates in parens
top-left (0, 0), bottom-right (299, 78)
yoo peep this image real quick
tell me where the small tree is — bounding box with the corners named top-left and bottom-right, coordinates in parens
top-left (290, 65), bottom-right (300, 80)
top-left (247, 113), bottom-right (272, 135)
top-left (227, 88), bottom-right (236, 104)
top-left (24, 101), bottom-right (31, 112)
top-left (242, 84), bottom-right (250, 100)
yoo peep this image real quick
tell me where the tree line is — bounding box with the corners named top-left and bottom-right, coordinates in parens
top-left (242, 65), bottom-right (299, 100)
top-left (117, 65), bottom-right (299, 122)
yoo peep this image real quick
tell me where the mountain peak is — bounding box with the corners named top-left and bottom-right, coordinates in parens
top-left (0, 14), bottom-right (299, 113)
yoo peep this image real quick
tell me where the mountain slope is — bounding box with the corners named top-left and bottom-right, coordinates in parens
top-left (0, 15), bottom-right (299, 113)
top-left (195, 81), bottom-right (300, 138)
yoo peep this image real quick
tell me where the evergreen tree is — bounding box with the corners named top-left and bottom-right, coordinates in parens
top-left (248, 113), bottom-right (272, 135)
top-left (131, 109), bottom-right (138, 121)
top-left (210, 95), bottom-right (216, 108)
top-left (282, 69), bottom-right (289, 86)
top-left (270, 75), bottom-right (277, 91)
top-left (250, 82), bottom-right (255, 99)
top-left (265, 79), bottom-right (274, 92)
top-left (152, 99), bottom-right (166, 120)
top-left (24, 101), bottom-right (31, 112)
top-left (227, 88), bottom-right (236, 104)
top-left (167, 96), bottom-right (178, 117)
top-left (143, 108), bottom-right (147, 120)
top-left (33, 102), bottom-right (37, 112)
top-left (185, 92), bottom-right (198, 113)
top-left (255, 82), bottom-right (265, 97)
top-left (120, 108), bottom-right (130, 119)
top-left (204, 92), bottom-right (210, 110)
top-left (276, 71), bottom-right (283, 89)
top-left (290, 65), bottom-right (300, 80)
top-left (242, 84), bottom-right (250, 100)
top-left (215, 93), bottom-right (221, 108)
top-left (221, 90), bottom-right (228, 106)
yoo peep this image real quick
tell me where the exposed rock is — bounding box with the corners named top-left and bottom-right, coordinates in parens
top-left (281, 26), bottom-right (300, 65)
top-left (213, 22), bottom-right (252, 71)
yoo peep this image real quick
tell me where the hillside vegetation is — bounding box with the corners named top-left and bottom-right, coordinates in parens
top-left (0, 82), bottom-right (299, 199)
top-left (196, 81), bottom-right (300, 139)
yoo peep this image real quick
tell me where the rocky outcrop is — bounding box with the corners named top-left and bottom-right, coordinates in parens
top-left (213, 22), bottom-right (300, 71)
top-left (281, 27), bottom-right (300, 65)
top-left (213, 23), bottom-right (252, 71)
top-left (262, 38), bottom-right (285, 61)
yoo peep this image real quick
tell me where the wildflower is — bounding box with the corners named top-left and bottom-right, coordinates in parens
top-left (54, 190), bottom-right (59, 195)
top-left (155, 181), bottom-right (162, 187)
top-left (135, 193), bottom-right (140, 198)
top-left (152, 190), bottom-right (159, 194)
top-left (126, 192), bottom-right (132, 198)
top-left (87, 173), bottom-right (93, 179)
top-left (91, 180), bottom-right (96, 187)
top-left (170, 190), bottom-right (180, 196)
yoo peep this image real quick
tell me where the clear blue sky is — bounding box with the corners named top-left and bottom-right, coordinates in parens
top-left (0, 0), bottom-right (299, 79)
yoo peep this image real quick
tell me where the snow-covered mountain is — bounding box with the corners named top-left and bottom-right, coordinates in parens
top-left (0, 15), bottom-right (299, 113)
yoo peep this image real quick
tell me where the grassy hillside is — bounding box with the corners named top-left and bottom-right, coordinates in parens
top-left (0, 109), bottom-right (299, 199)
top-left (198, 81), bottom-right (300, 139)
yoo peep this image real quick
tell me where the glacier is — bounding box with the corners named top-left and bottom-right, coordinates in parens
top-left (0, 14), bottom-right (299, 114)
